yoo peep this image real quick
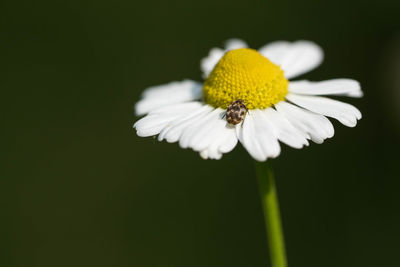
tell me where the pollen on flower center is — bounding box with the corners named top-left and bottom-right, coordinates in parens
top-left (203, 48), bottom-right (288, 109)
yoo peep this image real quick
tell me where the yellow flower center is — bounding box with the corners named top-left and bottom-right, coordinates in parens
top-left (203, 48), bottom-right (288, 109)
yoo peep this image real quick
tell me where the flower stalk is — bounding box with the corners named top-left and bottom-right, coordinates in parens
top-left (255, 161), bottom-right (288, 267)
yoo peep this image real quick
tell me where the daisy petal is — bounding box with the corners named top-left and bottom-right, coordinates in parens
top-left (190, 110), bottom-right (228, 151)
top-left (178, 107), bottom-right (218, 149)
top-left (195, 122), bottom-right (237, 155)
top-left (200, 149), bottom-right (223, 160)
top-left (289, 79), bottom-right (363, 98)
top-left (199, 121), bottom-right (238, 159)
top-left (258, 41), bottom-right (291, 65)
top-left (135, 102), bottom-right (238, 160)
top-left (217, 125), bottom-right (238, 154)
top-left (200, 48), bottom-right (225, 79)
top-left (259, 41), bottom-right (323, 79)
top-left (237, 110), bottom-right (281, 161)
top-left (200, 141), bottom-right (224, 160)
top-left (158, 105), bottom-right (212, 143)
top-left (261, 108), bottom-right (309, 149)
top-left (134, 102), bottom-right (202, 137)
top-left (200, 144), bottom-right (224, 160)
top-left (275, 101), bottom-right (334, 144)
top-left (135, 80), bottom-right (203, 116)
top-left (224, 38), bottom-right (248, 50)
top-left (200, 39), bottom-right (248, 78)
top-left (236, 112), bottom-right (265, 161)
top-left (286, 93), bottom-right (362, 127)
top-left (174, 107), bottom-right (238, 159)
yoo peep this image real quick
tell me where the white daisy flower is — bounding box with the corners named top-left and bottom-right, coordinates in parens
top-left (133, 39), bottom-right (363, 161)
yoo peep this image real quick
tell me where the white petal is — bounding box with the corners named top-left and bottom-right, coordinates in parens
top-left (236, 110), bottom-right (281, 161)
top-left (133, 102), bottom-right (201, 137)
top-left (135, 80), bottom-right (203, 116)
top-left (201, 148), bottom-right (223, 160)
top-left (261, 108), bottom-right (309, 149)
top-left (258, 41), bottom-right (291, 65)
top-left (173, 107), bottom-right (238, 159)
top-left (179, 108), bottom-right (237, 152)
top-left (190, 109), bottom-right (227, 151)
top-left (200, 145), bottom-right (223, 160)
top-left (199, 121), bottom-right (238, 160)
top-left (178, 107), bottom-right (219, 149)
top-left (286, 93), bottom-right (362, 127)
top-left (259, 41), bottom-right (323, 79)
top-left (275, 101), bottom-right (334, 144)
top-left (217, 125), bottom-right (238, 153)
top-left (135, 103), bottom-right (238, 160)
top-left (251, 110), bottom-right (282, 158)
top-left (200, 48), bottom-right (225, 79)
top-left (158, 105), bottom-right (212, 143)
top-left (199, 127), bottom-right (237, 160)
top-left (200, 39), bottom-right (247, 79)
top-left (236, 113), bottom-right (265, 161)
top-left (289, 79), bottom-right (363, 98)
top-left (224, 38), bottom-right (248, 50)
top-left (200, 150), bottom-right (212, 160)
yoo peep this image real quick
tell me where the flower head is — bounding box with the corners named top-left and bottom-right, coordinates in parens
top-left (134, 39), bottom-right (362, 161)
top-left (203, 48), bottom-right (288, 109)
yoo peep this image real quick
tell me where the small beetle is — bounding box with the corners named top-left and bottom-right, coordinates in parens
top-left (225, 99), bottom-right (248, 125)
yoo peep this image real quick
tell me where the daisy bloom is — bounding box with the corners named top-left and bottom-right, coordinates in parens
top-left (133, 39), bottom-right (363, 161)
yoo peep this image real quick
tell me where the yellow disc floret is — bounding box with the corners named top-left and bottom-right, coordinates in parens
top-left (203, 48), bottom-right (288, 109)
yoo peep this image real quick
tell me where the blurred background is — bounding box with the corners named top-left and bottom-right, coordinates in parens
top-left (2, 0), bottom-right (400, 266)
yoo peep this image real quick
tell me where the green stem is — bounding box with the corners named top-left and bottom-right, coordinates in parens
top-left (255, 161), bottom-right (288, 267)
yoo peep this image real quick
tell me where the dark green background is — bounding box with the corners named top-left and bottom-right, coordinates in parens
top-left (2, 0), bottom-right (400, 266)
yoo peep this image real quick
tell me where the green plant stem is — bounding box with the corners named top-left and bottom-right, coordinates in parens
top-left (255, 161), bottom-right (288, 267)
